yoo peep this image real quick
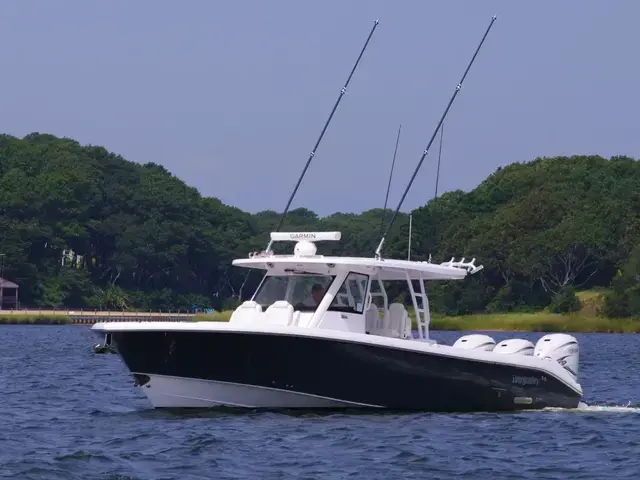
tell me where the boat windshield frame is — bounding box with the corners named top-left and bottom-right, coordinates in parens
top-left (251, 271), bottom-right (370, 316)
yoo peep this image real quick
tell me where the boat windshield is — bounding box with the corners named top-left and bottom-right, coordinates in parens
top-left (252, 272), bottom-right (370, 314)
top-left (252, 274), bottom-right (335, 312)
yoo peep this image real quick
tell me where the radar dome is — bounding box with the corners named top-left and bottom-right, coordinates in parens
top-left (294, 240), bottom-right (317, 257)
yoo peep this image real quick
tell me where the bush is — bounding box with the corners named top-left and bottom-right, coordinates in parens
top-left (486, 279), bottom-right (550, 313)
top-left (549, 286), bottom-right (581, 313)
top-left (603, 284), bottom-right (640, 318)
top-left (221, 297), bottom-right (242, 311)
top-left (602, 246), bottom-right (640, 318)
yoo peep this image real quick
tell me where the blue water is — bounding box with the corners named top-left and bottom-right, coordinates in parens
top-left (1, 326), bottom-right (639, 479)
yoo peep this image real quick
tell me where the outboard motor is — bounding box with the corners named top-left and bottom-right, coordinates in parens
top-left (493, 339), bottom-right (535, 356)
top-left (534, 333), bottom-right (579, 378)
top-left (452, 334), bottom-right (496, 351)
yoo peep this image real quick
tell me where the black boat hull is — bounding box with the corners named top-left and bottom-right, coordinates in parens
top-left (110, 330), bottom-right (581, 411)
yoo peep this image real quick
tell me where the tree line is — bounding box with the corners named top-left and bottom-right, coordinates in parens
top-left (0, 133), bottom-right (638, 318)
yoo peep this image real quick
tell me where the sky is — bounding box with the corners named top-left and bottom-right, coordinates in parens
top-left (2, 0), bottom-right (639, 217)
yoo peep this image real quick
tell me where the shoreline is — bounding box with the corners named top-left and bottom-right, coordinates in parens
top-left (0, 311), bottom-right (193, 326)
top-left (1, 311), bottom-right (638, 333)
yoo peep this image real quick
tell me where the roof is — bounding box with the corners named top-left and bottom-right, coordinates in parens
top-left (0, 278), bottom-right (18, 288)
top-left (233, 232), bottom-right (484, 281)
top-left (232, 254), bottom-right (482, 281)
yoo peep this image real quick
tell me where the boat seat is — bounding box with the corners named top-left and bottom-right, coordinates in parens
top-left (365, 304), bottom-right (379, 334)
top-left (265, 301), bottom-right (294, 326)
top-left (403, 312), bottom-right (413, 339)
top-left (290, 310), bottom-right (301, 326)
top-left (387, 303), bottom-right (409, 339)
top-left (229, 301), bottom-right (263, 324)
top-left (366, 304), bottom-right (395, 337)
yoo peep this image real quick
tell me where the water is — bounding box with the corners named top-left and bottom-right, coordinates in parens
top-left (1, 326), bottom-right (639, 479)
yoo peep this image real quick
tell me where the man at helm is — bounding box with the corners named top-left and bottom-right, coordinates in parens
top-left (298, 283), bottom-right (326, 309)
top-left (310, 283), bottom-right (326, 306)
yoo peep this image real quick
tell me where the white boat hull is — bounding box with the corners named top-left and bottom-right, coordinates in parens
top-left (135, 373), bottom-right (382, 409)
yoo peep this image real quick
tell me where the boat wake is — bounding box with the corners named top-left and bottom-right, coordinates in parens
top-left (543, 401), bottom-right (640, 414)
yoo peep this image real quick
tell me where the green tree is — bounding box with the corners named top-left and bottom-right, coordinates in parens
top-left (0, 133), bottom-right (638, 316)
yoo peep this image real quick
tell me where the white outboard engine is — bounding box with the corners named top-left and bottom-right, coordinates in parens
top-left (493, 338), bottom-right (535, 356)
top-left (534, 333), bottom-right (579, 378)
top-left (452, 334), bottom-right (496, 351)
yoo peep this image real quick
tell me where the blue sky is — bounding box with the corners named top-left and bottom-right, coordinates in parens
top-left (2, 0), bottom-right (638, 216)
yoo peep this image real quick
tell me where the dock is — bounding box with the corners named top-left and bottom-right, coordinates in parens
top-left (0, 309), bottom-right (197, 324)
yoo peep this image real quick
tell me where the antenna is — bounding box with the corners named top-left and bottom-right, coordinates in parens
top-left (407, 213), bottom-right (412, 261)
top-left (379, 124), bottom-right (402, 237)
top-left (375, 15), bottom-right (497, 259)
top-left (434, 121), bottom-right (445, 199)
top-left (269, 19), bottom-right (380, 248)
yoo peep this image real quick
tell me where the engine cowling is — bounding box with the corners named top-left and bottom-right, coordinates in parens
top-left (493, 338), bottom-right (535, 356)
top-left (452, 334), bottom-right (496, 351)
top-left (534, 333), bottom-right (579, 378)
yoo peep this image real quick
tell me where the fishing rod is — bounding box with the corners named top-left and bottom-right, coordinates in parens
top-left (268, 19), bottom-right (380, 250)
top-left (374, 15), bottom-right (497, 259)
top-left (379, 124), bottom-right (402, 238)
top-left (434, 121), bottom-right (444, 199)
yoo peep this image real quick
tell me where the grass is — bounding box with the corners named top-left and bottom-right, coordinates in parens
top-left (0, 314), bottom-right (72, 325)
top-left (575, 288), bottom-right (609, 317)
top-left (194, 310), bottom-right (232, 322)
top-left (429, 312), bottom-right (640, 333)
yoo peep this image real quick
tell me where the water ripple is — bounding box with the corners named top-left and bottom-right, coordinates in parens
top-left (1, 326), bottom-right (639, 479)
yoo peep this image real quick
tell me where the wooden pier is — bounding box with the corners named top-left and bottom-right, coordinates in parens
top-left (0, 309), bottom-right (197, 325)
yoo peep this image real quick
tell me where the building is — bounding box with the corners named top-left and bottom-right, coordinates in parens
top-left (0, 278), bottom-right (19, 310)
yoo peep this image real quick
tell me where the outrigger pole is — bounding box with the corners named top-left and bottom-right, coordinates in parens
top-left (375, 15), bottom-right (497, 259)
top-left (379, 124), bottom-right (403, 238)
top-left (434, 121), bottom-right (445, 199)
top-left (268, 20), bottom-right (380, 250)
